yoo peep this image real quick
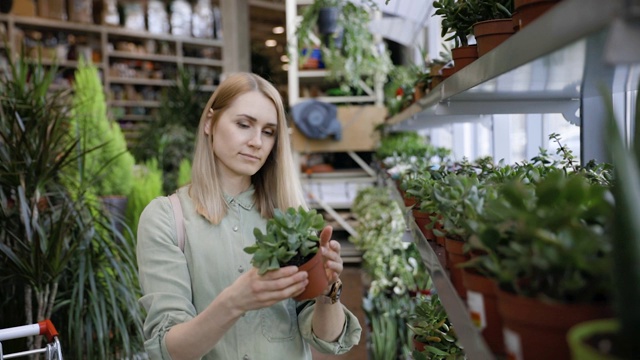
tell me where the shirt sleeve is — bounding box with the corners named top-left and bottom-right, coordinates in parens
top-left (137, 197), bottom-right (197, 359)
top-left (296, 300), bottom-right (363, 354)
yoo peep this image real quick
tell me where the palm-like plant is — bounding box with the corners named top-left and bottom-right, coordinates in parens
top-left (0, 51), bottom-right (144, 357)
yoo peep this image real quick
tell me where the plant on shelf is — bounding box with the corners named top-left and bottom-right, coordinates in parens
top-left (433, 0), bottom-right (478, 48)
top-left (408, 294), bottom-right (465, 360)
top-left (468, 0), bottom-right (513, 21)
top-left (244, 206), bottom-right (327, 300)
top-left (475, 169), bottom-right (613, 302)
top-left (295, 0), bottom-right (394, 90)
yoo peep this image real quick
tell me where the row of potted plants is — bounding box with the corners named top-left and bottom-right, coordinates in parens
top-left (377, 117), bottom-right (638, 359)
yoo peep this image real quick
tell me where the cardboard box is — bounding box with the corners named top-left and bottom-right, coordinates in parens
top-left (38, 0), bottom-right (67, 20)
top-left (291, 105), bottom-right (386, 153)
top-left (12, 0), bottom-right (36, 16)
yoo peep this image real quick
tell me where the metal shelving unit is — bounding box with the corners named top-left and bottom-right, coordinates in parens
top-left (387, 0), bottom-right (640, 164)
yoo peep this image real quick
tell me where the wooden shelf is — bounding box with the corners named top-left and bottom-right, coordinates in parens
top-left (109, 100), bottom-right (161, 108)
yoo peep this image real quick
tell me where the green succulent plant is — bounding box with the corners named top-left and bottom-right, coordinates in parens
top-left (409, 294), bottom-right (464, 360)
top-left (244, 206), bottom-right (325, 275)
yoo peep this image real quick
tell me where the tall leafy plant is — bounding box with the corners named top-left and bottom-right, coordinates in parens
top-left (71, 58), bottom-right (134, 197)
top-left (133, 67), bottom-right (205, 194)
top-left (0, 52), bottom-right (85, 351)
top-left (601, 81), bottom-right (640, 357)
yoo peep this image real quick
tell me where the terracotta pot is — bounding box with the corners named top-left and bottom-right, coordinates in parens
top-left (512, 0), bottom-right (561, 31)
top-left (451, 45), bottom-right (478, 70)
top-left (444, 237), bottom-right (469, 299)
top-left (293, 250), bottom-right (329, 301)
top-left (473, 18), bottom-right (515, 57)
top-left (412, 209), bottom-right (436, 241)
top-left (430, 75), bottom-right (444, 89)
top-left (441, 67), bottom-right (456, 79)
top-left (462, 269), bottom-right (505, 355)
top-left (496, 289), bottom-right (611, 360)
top-left (434, 218), bottom-right (446, 246)
top-left (404, 195), bottom-right (418, 208)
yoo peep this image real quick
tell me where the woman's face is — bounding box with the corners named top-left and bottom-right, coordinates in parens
top-left (208, 91), bottom-right (278, 183)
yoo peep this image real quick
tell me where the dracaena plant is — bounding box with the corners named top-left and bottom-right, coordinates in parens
top-left (244, 206), bottom-right (325, 275)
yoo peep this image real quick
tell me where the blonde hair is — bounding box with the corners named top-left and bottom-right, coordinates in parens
top-left (190, 72), bottom-right (306, 224)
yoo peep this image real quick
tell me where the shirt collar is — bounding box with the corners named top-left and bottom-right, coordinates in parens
top-left (223, 185), bottom-right (255, 210)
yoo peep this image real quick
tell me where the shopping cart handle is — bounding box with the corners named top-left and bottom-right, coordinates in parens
top-left (38, 319), bottom-right (59, 342)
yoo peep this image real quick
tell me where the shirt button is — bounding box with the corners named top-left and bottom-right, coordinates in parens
top-left (238, 265), bottom-right (244, 273)
top-left (233, 225), bottom-right (239, 232)
top-left (243, 355), bottom-right (249, 360)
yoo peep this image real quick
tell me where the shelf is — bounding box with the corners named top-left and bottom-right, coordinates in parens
top-left (0, 13), bottom-right (102, 33)
top-left (386, 0), bottom-right (634, 131)
top-left (106, 26), bottom-right (223, 48)
top-left (109, 77), bottom-right (173, 86)
top-left (182, 57), bottom-right (223, 67)
top-left (117, 114), bottom-right (155, 122)
top-left (109, 51), bottom-right (178, 63)
top-left (109, 100), bottom-right (161, 108)
top-left (387, 177), bottom-right (494, 360)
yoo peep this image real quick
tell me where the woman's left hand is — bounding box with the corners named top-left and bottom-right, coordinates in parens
top-left (319, 225), bottom-right (343, 284)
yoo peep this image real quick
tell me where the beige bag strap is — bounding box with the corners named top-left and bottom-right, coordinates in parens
top-left (168, 193), bottom-right (185, 252)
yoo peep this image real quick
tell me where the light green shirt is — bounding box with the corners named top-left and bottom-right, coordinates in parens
top-left (137, 186), bottom-right (362, 359)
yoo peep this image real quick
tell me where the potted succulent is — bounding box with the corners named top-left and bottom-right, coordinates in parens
top-left (244, 206), bottom-right (328, 301)
top-left (566, 84), bottom-right (640, 359)
top-left (471, 169), bottom-right (613, 359)
top-left (408, 294), bottom-right (465, 360)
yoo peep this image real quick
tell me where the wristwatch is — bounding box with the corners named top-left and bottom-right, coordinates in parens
top-left (319, 279), bottom-right (342, 304)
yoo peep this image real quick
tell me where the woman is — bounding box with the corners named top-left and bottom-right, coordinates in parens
top-left (137, 72), bottom-right (362, 359)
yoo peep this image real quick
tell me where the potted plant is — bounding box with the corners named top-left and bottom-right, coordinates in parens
top-left (471, 168), bottom-right (613, 359)
top-left (408, 294), bottom-right (465, 360)
top-left (0, 51), bottom-right (144, 358)
top-left (432, 0), bottom-right (479, 72)
top-left (70, 58), bottom-right (135, 226)
top-left (295, 0), bottom-right (394, 90)
top-left (566, 84), bottom-right (640, 359)
top-left (468, 0), bottom-right (515, 56)
top-left (244, 206), bottom-right (328, 301)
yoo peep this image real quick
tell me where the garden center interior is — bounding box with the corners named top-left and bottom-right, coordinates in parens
top-left (1, 0), bottom-right (639, 359)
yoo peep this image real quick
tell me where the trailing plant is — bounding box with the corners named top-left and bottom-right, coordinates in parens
top-left (244, 206), bottom-right (325, 275)
top-left (295, 0), bottom-right (394, 89)
top-left (376, 131), bottom-right (432, 161)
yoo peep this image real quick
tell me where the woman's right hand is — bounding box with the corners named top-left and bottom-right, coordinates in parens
top-left (226, 266), bottom-right (308, 312)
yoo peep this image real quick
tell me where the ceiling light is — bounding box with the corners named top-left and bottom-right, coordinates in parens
top-left (265, 39), bottom-right (277, 47)
top-left (272, 26), bottom-right (285, 34)
top-left (282, 64), bottom-right (289, 71)
top-left (280, 55), bottom-right (289, 63)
